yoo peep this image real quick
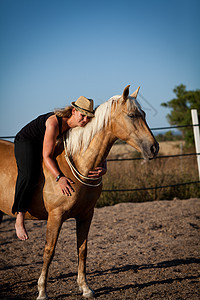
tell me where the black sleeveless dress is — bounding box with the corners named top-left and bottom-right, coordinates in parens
top-left (12, 113), bottom-right (62, 214)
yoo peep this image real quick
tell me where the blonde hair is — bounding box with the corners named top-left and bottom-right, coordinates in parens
top-left (54, 106), bottom-right (73, 118)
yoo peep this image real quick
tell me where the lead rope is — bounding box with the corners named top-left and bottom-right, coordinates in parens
top-left (63, 136), bottom-right (102, 187)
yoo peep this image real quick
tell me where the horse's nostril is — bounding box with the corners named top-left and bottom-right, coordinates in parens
top-left (151, 143), bottom-right (159, 155)
top-left (150, 145), bottom-right (156, 154)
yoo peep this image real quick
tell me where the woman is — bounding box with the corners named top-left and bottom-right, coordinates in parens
top-left (12, 96), bottom-right (107, 241)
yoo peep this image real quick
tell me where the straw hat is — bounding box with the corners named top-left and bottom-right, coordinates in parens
top-left (71, 96), bottom-right (94, 117)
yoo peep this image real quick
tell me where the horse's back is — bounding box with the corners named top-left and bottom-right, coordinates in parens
top-left (0, 140), bottom-right (17, 176)
top-left (0, 140), bottom-right (17, 216)
top-left (0, 140), bottom-right (49, 220)
top-left (0, 139), bottom-right (15, 158)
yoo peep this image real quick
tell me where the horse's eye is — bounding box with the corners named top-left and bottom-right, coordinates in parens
top-left (128, 114), bottom-right (136, 119)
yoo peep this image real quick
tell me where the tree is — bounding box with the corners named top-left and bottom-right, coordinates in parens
top-left (161, 84), bottom-right (200, 146)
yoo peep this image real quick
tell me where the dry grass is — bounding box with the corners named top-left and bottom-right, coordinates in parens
top-left (97, 141), bottom-right (200, 207)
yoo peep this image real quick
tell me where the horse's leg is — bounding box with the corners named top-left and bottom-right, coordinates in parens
top-left (76, 210), bottom-right (94, 298)
top-left (37, 211), bottom-right (63, 300)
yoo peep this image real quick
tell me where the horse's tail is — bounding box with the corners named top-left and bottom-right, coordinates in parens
top-left (0, 211), bottom-right (4, 224)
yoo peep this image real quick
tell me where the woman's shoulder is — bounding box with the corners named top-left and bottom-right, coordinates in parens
top-left (46, 114), bottom-right (59, 126)
top-left (44, 115), bottom-right (60, 138)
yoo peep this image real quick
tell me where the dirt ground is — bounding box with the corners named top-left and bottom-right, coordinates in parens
top-left (0, 198), bottom-right (200, 300)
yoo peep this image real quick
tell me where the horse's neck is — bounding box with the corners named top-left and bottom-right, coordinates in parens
top-left (72, 128), bottom-right (116, 176)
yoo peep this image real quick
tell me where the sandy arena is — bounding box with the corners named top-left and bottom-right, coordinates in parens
top-left (0, 198), bottom-right (200, 299)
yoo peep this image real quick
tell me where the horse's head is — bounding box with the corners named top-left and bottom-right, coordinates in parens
top-left (111, 85), bottom-right (159, 160)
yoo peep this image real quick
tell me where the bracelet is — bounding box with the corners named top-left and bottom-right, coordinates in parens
top-left (56, 174), bottom-right (62, 182)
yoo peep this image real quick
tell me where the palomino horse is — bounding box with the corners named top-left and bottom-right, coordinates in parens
top-left (0, 85), bottom-right (159, 299)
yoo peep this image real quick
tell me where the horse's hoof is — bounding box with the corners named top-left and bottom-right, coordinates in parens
top-left (37, 292), bottom-right (49, 300)
top-left (83, 289), bottom-right (95, 298)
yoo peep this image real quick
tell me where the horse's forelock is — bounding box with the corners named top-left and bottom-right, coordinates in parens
top-left (126, 96), bottom-right (142, 114)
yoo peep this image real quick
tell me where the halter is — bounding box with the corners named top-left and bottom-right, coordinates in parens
top-left (63, 136), bottom-right (102, 187)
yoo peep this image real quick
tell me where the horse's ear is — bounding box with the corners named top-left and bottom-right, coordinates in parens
top-left (122, 85), bottom-right (130, 102)
top-left (130, 86), bottom-right (140, 99)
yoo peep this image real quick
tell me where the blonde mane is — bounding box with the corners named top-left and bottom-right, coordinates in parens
top-left (64, 95), bottom-right (140, 156)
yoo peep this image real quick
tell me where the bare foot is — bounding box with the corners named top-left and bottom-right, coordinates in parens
top-left (15, 212), bottom-right (29, 240)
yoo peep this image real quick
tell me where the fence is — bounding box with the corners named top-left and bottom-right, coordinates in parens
top-left (103, 121), bottom-right (200, 194)
top-left (104, 154), bottom-right (200, 193)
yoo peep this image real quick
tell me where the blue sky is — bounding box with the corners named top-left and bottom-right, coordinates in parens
top-left (0, 0), bottom-right (199, 138)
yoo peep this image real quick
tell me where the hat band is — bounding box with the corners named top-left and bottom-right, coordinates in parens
top-left (73, 103), bottom-right (94, 114)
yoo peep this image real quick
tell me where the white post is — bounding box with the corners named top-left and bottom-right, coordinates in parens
top-left (191, 109), bottom-right (200, 181)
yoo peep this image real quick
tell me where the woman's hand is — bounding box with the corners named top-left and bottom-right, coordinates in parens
top-left (88, 166), bottom-right (107, 178)
top-left (88, 160), bottom-right (107, 178)
top-left (58, 176), bottom-right (74, 196)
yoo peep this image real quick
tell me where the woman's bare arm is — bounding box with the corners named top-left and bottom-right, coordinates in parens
top-left (43, 116), bottom-right (74, 196)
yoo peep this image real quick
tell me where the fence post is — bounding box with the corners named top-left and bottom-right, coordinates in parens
top-left (191, 109), bottom-right (200, 181)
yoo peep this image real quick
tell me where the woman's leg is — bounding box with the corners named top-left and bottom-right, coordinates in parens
top-left (15, 212), bottom-right (28, 240)
top-left (12, 140), bottom-right (42, 240)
